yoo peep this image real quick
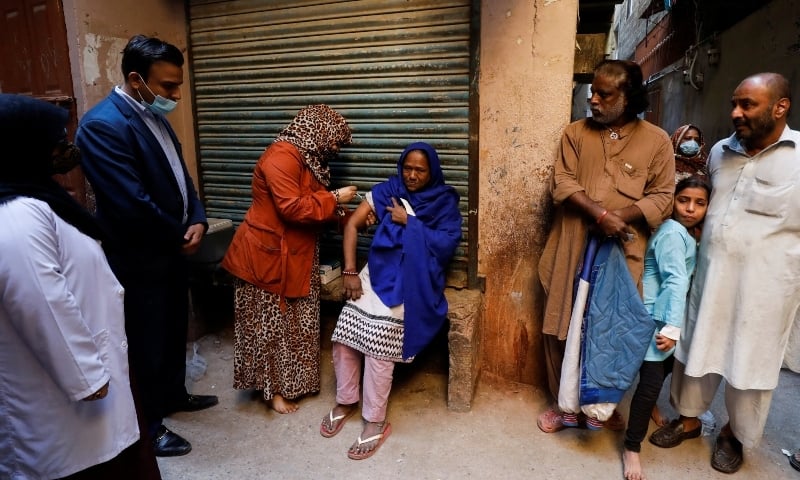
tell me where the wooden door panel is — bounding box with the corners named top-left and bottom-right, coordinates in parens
top-left (1, 0), bottom-right (34, 94)
top-left (0, 0), bottom-right (86, 206)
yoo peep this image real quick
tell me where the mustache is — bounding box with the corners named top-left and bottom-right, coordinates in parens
top-left (733, 118), bottom-right (747, 127)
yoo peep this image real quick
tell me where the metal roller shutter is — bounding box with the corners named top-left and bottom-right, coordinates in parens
top-left (188, 0), bottom-right (475, 285)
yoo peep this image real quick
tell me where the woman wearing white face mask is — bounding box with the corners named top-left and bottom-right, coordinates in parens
top-left (671, 124), bottom-right (709, 182)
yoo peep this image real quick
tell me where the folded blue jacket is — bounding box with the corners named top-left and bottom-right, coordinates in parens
top-left (580, 239), bottom-right (656, 406)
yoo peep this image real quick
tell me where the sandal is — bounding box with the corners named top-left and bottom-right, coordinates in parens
top-left (537, 408), bottom-right (565, 433)
top-left (347, 422), bottom-right (392, 460)
top-left (320, 405), bottom-right (356, 438)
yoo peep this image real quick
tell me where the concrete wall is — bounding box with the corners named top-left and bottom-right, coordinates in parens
top-left (62, 0), bottom-right (199, 183)
top-left (653, 0), bottom-right (800, 146)
top-left (571, 84), bottom-right (591, 122)
top-left (613, 0), bottom-right (667, 61)
top-left (477, 0), bottom-right (578, 385)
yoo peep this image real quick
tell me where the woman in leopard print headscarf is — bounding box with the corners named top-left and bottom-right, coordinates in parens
top-left (222, 105), bottom-right (358, 413)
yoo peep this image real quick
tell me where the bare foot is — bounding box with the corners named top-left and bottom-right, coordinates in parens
top-left (267, 394), bottom-right (298, 414)
top-left (651, 406), bottom-right (668, 427)
top-left (622, 448), bottom-right (646, 480)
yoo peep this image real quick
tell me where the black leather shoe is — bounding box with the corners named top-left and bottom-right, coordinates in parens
top-left (153, 425), bottom-right (192, 457)
top-left (175, 394), bottom-right (219, 413)
top-left (649, 418), bottom-right (702, 448)
top-left (790, 449), bottom-right (800, 472)
top-left (711, 433), bottom-right (743, 474)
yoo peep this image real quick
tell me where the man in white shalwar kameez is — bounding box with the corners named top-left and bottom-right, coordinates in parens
top-left (649, 73), bottom-right (798, 474)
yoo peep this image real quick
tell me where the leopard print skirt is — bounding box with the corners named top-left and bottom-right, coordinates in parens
top-left (231, 254), bottom-right (321, 401)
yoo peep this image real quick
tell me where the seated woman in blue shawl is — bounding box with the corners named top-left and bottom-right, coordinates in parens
top-left (319, 142), bottom-right (462, 460)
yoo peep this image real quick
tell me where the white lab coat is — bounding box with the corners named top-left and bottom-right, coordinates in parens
top-left (0, 197), bottom-right (139, 479)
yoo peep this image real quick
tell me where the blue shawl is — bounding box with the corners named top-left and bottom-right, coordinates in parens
top-left (368, 142), bottom-right (462, 359)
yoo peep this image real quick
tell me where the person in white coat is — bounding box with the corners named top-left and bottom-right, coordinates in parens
top-left (0, 94), bottom-right (160, 479)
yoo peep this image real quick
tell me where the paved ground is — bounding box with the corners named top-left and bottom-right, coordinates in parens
top-left (159, 303), bottom-right (800, 480)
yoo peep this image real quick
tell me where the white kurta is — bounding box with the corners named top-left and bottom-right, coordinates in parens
top-left (0, 198), bottom-right (139, 479)
top-left (675, 127), bottom-right (800, 390)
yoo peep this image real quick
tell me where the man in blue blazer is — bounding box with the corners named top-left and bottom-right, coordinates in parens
top-left (77, 35), bottom-right (218, 457)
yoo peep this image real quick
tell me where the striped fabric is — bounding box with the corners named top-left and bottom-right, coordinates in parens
top-left (331, 303), bottom-right (413, 363)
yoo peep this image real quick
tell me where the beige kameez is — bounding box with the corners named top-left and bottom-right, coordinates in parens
top-left (539, 118), bottom-right (675, 339)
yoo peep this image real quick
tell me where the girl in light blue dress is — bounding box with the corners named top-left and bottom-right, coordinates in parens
top-left (622, 176), bottom-right (711, 480)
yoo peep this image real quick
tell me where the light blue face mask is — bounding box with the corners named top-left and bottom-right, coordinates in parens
top-left (137, 74), bottom-right (178, 115)
top-left (678, 139), bottom-right (700, 157)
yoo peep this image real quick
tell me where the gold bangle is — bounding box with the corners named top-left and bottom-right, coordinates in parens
top-left (596, 209), bottom-right (609, 224)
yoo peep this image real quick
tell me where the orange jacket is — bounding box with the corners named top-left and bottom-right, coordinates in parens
top-left (221, 142), bottom-right (340, 298)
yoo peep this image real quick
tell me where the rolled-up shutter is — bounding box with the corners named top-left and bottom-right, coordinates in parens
top-left (188, 0), bottom-right (475, 284)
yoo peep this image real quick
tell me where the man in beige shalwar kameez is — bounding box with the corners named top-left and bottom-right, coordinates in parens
top-left (537, 60), bottom-right (675, 434)
top-left (650, 73), bottom-right (798, 475)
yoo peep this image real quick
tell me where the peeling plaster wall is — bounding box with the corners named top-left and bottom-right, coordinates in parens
top-left (478, 0), bottom-right (577, 385)
top-left (61, 0), bottom-right (199, 183)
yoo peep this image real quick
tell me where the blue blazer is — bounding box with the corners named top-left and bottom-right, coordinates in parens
top-left (76, 91), bottom-right (206, 267)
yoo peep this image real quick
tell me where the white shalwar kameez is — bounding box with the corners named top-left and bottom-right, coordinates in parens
top-left (673, 126), bottom-right (800, 447)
